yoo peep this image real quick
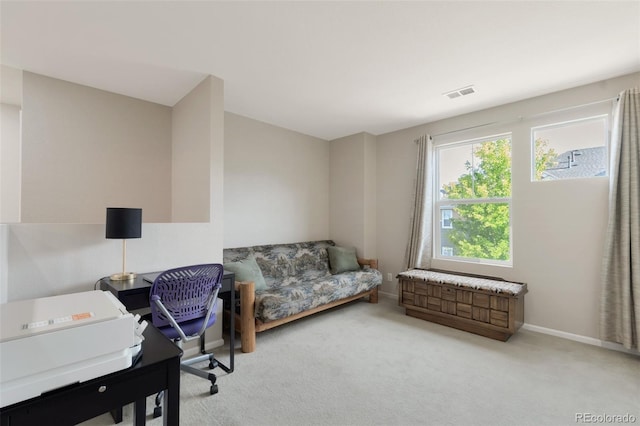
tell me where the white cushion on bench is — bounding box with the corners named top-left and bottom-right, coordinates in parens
top-left (398, 269), bottom-right (525, 296)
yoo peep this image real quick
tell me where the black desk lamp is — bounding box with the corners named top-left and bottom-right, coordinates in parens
top-left (106, 207), bottom-right (142, 281)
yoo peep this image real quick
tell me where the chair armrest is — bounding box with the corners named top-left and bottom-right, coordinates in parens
top-left (357, 257), bottom-right (378, 270)
top-left (235, 280), bottom-right (256, 353)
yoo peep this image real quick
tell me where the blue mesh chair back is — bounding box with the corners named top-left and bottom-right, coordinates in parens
top-left (150, 263), bottom-right (223, 340)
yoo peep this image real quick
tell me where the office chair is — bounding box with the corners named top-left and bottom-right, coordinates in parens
top-left (149, 263), bottom-right (224, 418)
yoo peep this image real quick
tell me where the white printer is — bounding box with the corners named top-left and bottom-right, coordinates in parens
top-left (0, 290), bottom-right (146, 408)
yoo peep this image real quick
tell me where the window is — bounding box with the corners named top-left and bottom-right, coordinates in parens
top-left (532, 115), bottom-right (608, 181)
top-left (441, 209), bottom-right (453, 229)
top-left (441, 246), bottom-right (454, 257)
top-left (435, 134), bottom-right (512, 265)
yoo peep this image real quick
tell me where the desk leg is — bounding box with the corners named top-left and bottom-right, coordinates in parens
top-left (217, 289), bottom-right (235, 374)
top-left (110, 407), bottom-right (123, 424)
top-left (164, 358), bottom-right (181, 426)
top-left (133, 398), bottom-right (146, 426)
top-left (229, 287), bottom-right (235, 372)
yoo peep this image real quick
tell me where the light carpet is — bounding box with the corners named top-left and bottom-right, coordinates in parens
top-left (82, 297), bottom-right (639, 426)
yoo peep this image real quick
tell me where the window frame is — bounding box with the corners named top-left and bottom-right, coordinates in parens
top-left (441, 208), bottom-right (453, 229)
top-left (441, 246), bottom-right (454, 257)
top-left (433, 133), bottom-right (513, 267)
top-left (530, 114), bottom-right (610, 182)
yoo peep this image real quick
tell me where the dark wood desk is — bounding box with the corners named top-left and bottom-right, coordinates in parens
top-left (100, 271), bottom-right (235, 373)
top-left (0, 324), bottom-right (182, 426)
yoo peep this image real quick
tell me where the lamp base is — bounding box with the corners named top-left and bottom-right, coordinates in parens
top-left (110, 272), bottom-right (137, 281)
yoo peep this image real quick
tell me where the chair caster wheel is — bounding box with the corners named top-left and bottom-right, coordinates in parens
top-left (210, 384), bottom-right (218, 395)
top-left (209, 359), bottom-right (218, 369)
top-left (153, 406), bottom-right (163, 418)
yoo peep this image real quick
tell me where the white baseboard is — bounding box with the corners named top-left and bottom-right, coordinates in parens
top-left (181, 337), bottom-right (225, 359)
top-left (383, 290), bottom-right (638, 356)
top-left (522, 323), bottom-right (602, 346)
top-left (521, 323), bottom-right (639, 356)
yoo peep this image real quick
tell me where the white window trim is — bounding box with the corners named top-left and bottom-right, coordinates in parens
top-left (441, 209), bottom-right (453, 229)
top-left (433, 134), bottom-right (513, 267)
top-left (530, 114), bottom-right (610, 182)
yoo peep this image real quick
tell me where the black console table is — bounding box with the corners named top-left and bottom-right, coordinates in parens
top-left (0, 324), bottom-right (182, 426)
top-left (100, 270), bottom-right (235, 373)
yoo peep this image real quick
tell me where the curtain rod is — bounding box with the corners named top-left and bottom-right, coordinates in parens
top-left (428, 96), bottom-right (618, 140)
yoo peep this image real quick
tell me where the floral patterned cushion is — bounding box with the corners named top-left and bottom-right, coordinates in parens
top-left (224, 240), bottom-right (382, 322)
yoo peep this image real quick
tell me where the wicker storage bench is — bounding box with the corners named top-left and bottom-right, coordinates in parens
top-left (398, 269), bottom-right (527, 341)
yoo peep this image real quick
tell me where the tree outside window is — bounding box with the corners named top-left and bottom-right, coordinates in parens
top-left (437, 137), bottom-right (512, 263)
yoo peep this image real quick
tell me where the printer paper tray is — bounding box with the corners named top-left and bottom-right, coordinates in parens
top-left (0, 348), bottom-right (132, 408)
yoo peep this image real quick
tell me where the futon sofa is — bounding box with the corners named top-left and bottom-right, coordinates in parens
top-left (223, 240), bottom-right (382, 353)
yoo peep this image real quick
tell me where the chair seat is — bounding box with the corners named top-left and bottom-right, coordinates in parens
top-left (156, 313), bottom-right (217, 341)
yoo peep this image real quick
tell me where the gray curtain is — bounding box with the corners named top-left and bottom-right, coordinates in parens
top-left (601, 88), bottom-right (640, 350)
top-left (405, 135), bottom-right (433, 270)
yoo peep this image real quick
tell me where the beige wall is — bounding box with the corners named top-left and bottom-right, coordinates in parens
top-left (363, 133), bottom-right (377, 258)
top-left (224, 112), bottom-right (330, 248)
top-left (376, 72), bottom-right (640, 339)
top-left (1, 74), bottom-right (225, 302)
top-left (20, 72), bottom-right (173, 223)
top-left (171, 76), bottom-right (211, 222)
top-left (0, 225), bottom-right (6, 302)
top-left (0, 104), bottom-right (21, 223)
top-left (207, 77), bottom-right (225, 259)
top-left (0, 66), bottom-right (23, 224)
top-left (0, 65), bottom-right (22, 106)
top-left (329, 132), bottom-right (377, 258)
top-left (376, 125), bottom-right (419, 289)
top-left (330, 133), bottom-right (364, 252)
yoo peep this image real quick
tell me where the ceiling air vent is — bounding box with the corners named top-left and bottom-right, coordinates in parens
top-left (444, 85), bottom-right (476, 99)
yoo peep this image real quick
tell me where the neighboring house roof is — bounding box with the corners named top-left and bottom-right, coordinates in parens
top-left (541, 146), bottom-right (607, 180)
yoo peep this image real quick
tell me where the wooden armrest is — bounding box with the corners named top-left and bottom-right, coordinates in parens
top-left (357, 257), bottom-right (378, 270)
top-left (235, 280), bottom-right (256, 292)
top-left (234, 280), bottom-right (256, 353)
top-left (357, 258), bottom-right (380, 304)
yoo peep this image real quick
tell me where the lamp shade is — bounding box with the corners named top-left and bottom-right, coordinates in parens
top-left (105, 208), bottom-right (142, 239)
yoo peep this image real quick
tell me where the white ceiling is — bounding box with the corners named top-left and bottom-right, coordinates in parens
top-left (2, 1), bottom-right (639, 140)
